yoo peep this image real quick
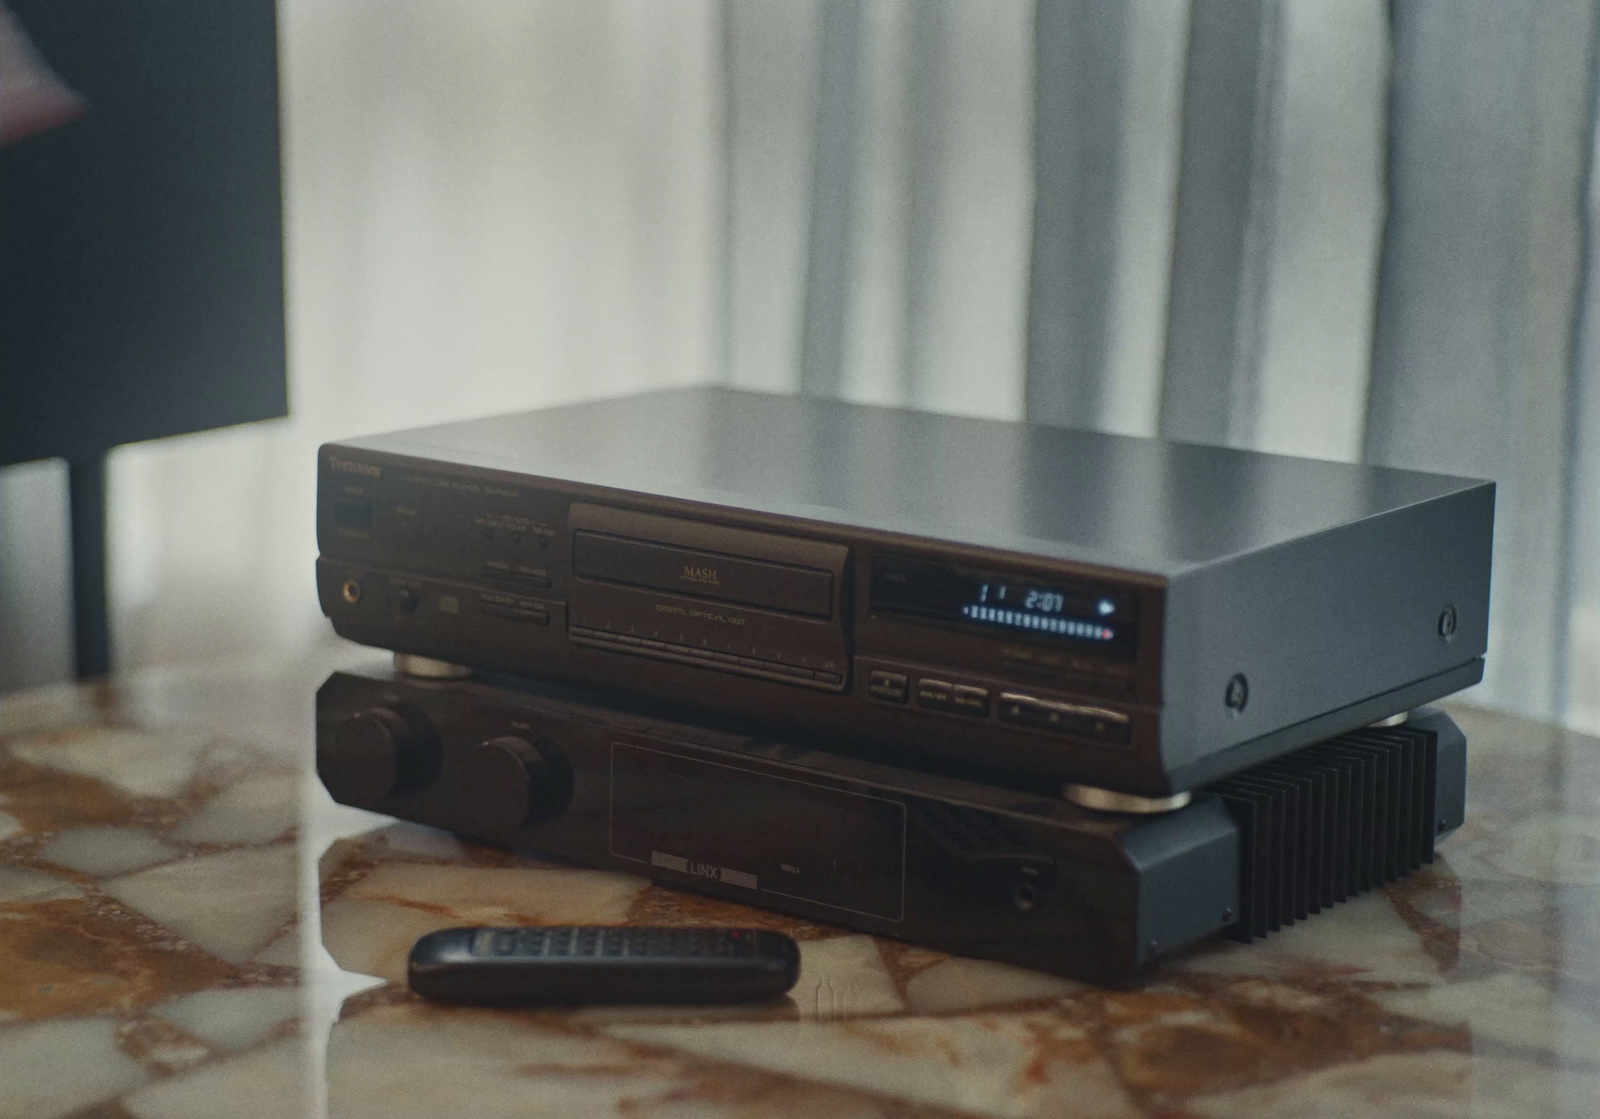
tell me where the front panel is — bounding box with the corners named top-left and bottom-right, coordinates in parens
top-left (315, 440), bottom-right (1485, 797)
top-left (317, 448), bottom-right (1172, 794)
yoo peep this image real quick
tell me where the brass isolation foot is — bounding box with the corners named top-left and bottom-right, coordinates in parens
top-left (393, 653), bottom-right (473, 679)
top-left (1062, 784), bottom-right (1193, 814)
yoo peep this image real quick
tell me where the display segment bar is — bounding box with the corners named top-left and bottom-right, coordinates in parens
top-left (870, 554), bottom-right (1138, 660)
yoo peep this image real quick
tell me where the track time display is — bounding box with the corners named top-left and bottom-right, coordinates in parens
top-left (869, 555), bottom-right (1138, 659)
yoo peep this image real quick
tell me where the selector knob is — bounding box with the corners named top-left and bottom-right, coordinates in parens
top-left (455, 734), bottom-right (573, 834)
top-left (319, 704), bottom-right (441, 807)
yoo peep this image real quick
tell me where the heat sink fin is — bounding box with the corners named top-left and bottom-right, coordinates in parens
top-left (1207, 707), bottom-right (1465, 942)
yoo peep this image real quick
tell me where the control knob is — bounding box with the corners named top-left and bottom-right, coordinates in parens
top-left (318, 704), bottom-right (441, 807)
top-left (454, 735), bottom-right (573, 834)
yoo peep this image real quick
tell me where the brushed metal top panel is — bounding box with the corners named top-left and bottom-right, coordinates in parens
top-left (333, 387), bottom-right (1490, 578)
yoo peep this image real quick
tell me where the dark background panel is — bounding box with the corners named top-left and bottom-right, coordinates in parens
top-left (0, 0), bottom-right (287, 466)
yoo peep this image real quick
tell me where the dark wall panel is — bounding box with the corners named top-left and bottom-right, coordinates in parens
top-left (1, 0), bottom-right (287, 466)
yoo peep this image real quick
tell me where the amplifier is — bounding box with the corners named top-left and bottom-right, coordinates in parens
top-left (314, 666), bottom-right (1467, 982)
top-left (316, 387), bottom-right (1492, 800)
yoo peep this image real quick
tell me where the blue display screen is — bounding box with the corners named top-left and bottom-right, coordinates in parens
top-left (870, 556), bottom-right (1137, 659)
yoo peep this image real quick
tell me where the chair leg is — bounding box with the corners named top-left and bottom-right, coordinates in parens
top-left (67, 451), bottom-right (109, 679)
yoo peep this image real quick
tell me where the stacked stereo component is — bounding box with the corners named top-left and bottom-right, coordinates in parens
top-left (314, 388), bottom-right (1486, 982)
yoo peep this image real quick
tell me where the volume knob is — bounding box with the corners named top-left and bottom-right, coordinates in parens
top-left (455, 735), bottom-right (572, 834)
top-left (319, 705), bottom-right (441, 806)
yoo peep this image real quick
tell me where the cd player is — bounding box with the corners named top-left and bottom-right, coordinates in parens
top-left (316, 387), bottom-right (1492, 801)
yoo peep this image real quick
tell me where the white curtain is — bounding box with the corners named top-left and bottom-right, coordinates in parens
top-left (103, 0), bottom-right (724, 676)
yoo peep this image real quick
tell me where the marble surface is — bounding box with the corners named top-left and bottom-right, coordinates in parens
top-left (1, 663), bottom-right (1597, 1118)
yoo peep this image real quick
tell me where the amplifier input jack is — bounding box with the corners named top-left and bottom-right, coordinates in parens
top-left (1011, 880), bottom-right (1040, 913)
top-left (341, 579), bottom-right (362, 604)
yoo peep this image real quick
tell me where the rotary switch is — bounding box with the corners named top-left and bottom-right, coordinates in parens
top-left (318, 704), bottom-right (441, 807)
top-left (454, 734), bottom-right (573, 834)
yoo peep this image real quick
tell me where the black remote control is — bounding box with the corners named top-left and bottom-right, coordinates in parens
top-left (407, 926), bottom-right (803, 1006)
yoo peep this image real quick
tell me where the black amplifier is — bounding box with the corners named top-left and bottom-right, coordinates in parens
top-left (315, 666), bottom-right (1466, 983)
top-left (316, 387), bottom-right (1492, 800)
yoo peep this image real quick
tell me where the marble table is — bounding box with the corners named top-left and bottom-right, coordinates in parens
top-left (1, 658), bottom-right (1597, 1118)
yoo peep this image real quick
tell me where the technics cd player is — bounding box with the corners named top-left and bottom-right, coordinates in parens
top-left (316, 387), bottom-right (1493, 800)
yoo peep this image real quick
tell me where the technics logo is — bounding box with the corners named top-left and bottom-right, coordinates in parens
top-left (327, 454), bottom-right (381, 478)
top-left (680, 564), bottom-right (720, 586)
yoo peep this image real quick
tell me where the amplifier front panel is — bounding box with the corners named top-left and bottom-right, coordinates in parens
top-left (314, 669), bottom-right (1243, 981)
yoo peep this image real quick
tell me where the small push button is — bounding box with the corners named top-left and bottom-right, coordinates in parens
top-left (513, 568), bottom-right (553, 588)
top-left (867, 671), bottom-right (908, 702)
top-left (951, 685), bottom-right (990, 717)
top-left (915, 679), bottom-right (955, 711)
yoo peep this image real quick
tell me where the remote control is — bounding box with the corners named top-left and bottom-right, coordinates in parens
top-left (407, 926), bottom-right (803, 1006)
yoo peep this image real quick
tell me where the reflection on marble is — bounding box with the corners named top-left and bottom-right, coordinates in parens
top-left (1377, 972), bottom-right (1600, 1067)
top-left (122, 1036), bottom-right (311, 1119)
top-left (170, 771), bottom-right (300, 846)
top-left (3, 670), bottom-right (1600, 1118)
top-left (8, 726), bottom-right (222, 800)
top-left (104, 844), bottom-right (299, 964)
top-left (609, 1012), bottom-right (1138, 1118)
top-left (252, 925), bottom-right (305, 968)
top-left (326, 1003), bottom-right (900, 1119)
top-left (1172, 887), bottom-right (1443, 984)
top-left (154, 987), bottom-right (305, 1052)
top-left (0, 679), bottom-right (308, 1119)
top-left (0, 1016), bottom-right (148, 1119)
top-left (904, 955), bottom-right (1087, 1014)
top-left (0, 865), bottom-right (83, 904)
top-left (37, 825), bottom-right (185, 876)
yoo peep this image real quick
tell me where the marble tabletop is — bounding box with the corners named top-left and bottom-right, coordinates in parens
top-left (1, 658), bottom-right (1597, 1119)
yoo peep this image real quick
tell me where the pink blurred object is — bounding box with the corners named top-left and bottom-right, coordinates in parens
top-left (0, 0), bottom-right (85, 145)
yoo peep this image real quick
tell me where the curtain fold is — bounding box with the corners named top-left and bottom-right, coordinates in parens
top-left (1366, 0), bottom-right (1598, 721)
top-left (1157, 0), bottom-right (1282, 448)
top-left (723, 0), bottom-right (1032, 419)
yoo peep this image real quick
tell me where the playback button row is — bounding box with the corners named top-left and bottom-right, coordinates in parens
top-left (862, 664), bottom-right (1133, 745)
top-left (996, 692), bottom-right (1132, 744)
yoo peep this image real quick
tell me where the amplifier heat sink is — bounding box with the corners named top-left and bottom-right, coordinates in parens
top-left (1207, 709), bottom-right (1465, 942)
